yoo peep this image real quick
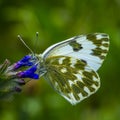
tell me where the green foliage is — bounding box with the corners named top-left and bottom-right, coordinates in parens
top-left (0, 0), bottom-right (120, 120)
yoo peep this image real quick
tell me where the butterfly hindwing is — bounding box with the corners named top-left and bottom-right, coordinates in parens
top-left (43, 56), bottom-right (100, 105)
top-left (42, 33), bottom-right (109, 71)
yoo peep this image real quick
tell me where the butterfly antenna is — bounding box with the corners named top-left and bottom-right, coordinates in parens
top-left (17, 35), bottom-right (34, 55)
top-left (34, 32), bottom-right (39, 53)
top-left (36, 32), bottom-right (39, 39)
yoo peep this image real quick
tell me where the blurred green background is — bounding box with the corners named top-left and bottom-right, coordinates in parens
top-left (0, 0), bottom-right (120, 120)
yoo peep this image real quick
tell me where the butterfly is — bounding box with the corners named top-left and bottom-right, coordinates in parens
top-left (18, 33), bottom-right (110, 105)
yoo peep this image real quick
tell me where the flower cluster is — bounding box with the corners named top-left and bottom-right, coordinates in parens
top-left (0, 55), bottom-right (39, 100)
top-left (13, 55), bottom-right (33, 70)
top-left (13, 55), bottom-right (39, 79)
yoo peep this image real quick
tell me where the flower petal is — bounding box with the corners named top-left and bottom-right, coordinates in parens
top-left (17, 65), bottom-right (39, 79)
top-left (13, 55), bottom-right (33, 70)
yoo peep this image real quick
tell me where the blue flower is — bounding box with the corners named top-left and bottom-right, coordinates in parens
top-left (17, 65), bottom-right (39, 79)
top-left (13, 55), bottom-right (33, 70)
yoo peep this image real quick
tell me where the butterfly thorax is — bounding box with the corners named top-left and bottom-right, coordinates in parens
top-left (30, 54), bottom-right (47, 78)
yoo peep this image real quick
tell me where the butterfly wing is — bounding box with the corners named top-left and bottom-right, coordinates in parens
top-left (42, 33), bottom-right (109, 71)
top-left (43, 56), bottom-right (100, 105)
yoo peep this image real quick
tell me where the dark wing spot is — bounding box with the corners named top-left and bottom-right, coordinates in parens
top-left (87, 34), bottom-right (97, 41)
top-left (81, 59), bottom-right (87, 64)
top-left (69, 41), bottom-right (83, 52)
top-left (72, 84), bottom-right (81, 93)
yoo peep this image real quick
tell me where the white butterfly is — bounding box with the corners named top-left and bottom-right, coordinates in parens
top-left (20, 33), bottom-right (110, 105)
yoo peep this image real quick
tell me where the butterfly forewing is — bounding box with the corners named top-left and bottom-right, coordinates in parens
top-left (43, 56), bottom-right (100, 105)
top-left (42, 33), bottom-right (109, 71)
